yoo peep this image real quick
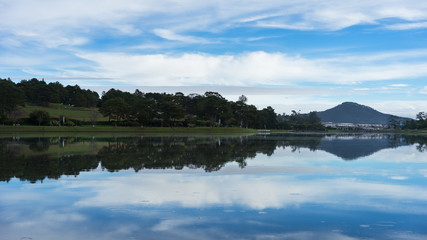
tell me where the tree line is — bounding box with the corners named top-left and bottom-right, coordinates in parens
top-left (402, 112), bottom-right (427, 130)
top-left (98, 88), bottom-right (281, 128)
top-left (96, 86), bottom-right (324, 129)
top-left (1, 78), bottom-right (99, 108)
top-left (1, 77), bottom-right (322, 129)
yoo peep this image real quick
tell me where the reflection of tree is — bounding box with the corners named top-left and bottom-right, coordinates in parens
top-left (29, 138), bottom-right (50, 152)
top-left (274, 135), bottom-right (322, 152)
top-left (401, 135), bottom-right (427, 152)
top-left (0, 152), bottom-right (99, 183)
top-left (97, 137), bottom-right (266, 172)
top-left (0, 134), bottom-right (425, 183)
top-left (0, 136), bottom-right (279, 182)
top-left (0, 137), bottom-right (99, 183)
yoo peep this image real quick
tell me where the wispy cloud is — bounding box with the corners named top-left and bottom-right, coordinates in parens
top-left (390, 84), bottom-right (409, 87)
top-left (384, 21), bottom-right (427, 30)
top-left (256, 22), bottom-right (315, 31)
top-left (70, 50), bottom-right (427, 86)
top-left (369, 101), bottom-right (426, 118)
top-left (255, 232), bottom-right (360, 240)
top-left (152, 218), bottom-right (203, 232)
top-left (153, 29), bottom-right (212, 44)
top-left (2, 0), bottom-right (427, 49)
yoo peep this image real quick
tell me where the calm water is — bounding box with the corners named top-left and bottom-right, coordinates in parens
top-left (1, 133), bottom-right (427, 240)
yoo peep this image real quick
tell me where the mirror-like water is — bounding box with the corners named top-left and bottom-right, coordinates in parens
top-left (1, 133), bottom-right (426, 240)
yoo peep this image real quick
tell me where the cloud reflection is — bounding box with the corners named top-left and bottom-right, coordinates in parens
top-left (74, 173), bottom-right (427, 213)
top-left (152, 217), bottom-right (203, 232)
top-left (255, 231), bottom-right (360, 240)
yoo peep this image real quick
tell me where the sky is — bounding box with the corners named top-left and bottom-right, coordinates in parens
top-left (1, 0), bottom-right (427, 117)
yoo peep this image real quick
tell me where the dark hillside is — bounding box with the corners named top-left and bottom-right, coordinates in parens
top-left (316, 102), bottom-right (411, 124)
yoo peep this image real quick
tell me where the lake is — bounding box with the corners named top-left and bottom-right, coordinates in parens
top-left (1, 133), bottom-right (427, 240)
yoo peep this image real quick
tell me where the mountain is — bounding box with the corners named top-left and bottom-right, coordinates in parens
top-left (316, 102), bottom-right (411, 124)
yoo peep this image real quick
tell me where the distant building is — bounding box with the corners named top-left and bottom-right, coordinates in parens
top-left (322, 122), bottom-right (388, 130)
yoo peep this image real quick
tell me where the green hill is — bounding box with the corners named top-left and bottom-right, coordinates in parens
top-left (316, 102), bottom-right (411, 124)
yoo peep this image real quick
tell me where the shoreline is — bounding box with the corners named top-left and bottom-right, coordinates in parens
top-left (0, 125), bottom-right (258, 137)
top-left (1, 125), bottom-right (425, 136)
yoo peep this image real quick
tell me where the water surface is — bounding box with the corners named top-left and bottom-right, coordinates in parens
top-left (1, 133), bottom-right (426, 239)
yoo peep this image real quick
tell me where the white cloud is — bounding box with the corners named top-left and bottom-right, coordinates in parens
top-left (385, 21), bottom-right (427, 30)
top-left (389, 232), bottom-right (427, 240)
top-left (370, 101), bottom-right (427, 118)
top-left (111, 24), bottom-right (142, 36)
top-left (354, 88), bottom-right (371, 91)
top-left (153, 29), bottom-right (211, 44)
top-left (152, 218), bottom-right (202, 231)
top-left (256, 231), bottom-right (360, 240)
top-left (2, 0), bottom-right (427, 48)
top-left (390, 176), bottom-right (408, 180)
top-left (390, 84), bottom-right (409, 87)
top-left (257, 231), bottom-right (427, 240)
top-left (256, 22), bottom-right (315, 31)
top-left (68, 50), bottom-right (427, 88)
top-left (74, 174), bottom-right (427, 212)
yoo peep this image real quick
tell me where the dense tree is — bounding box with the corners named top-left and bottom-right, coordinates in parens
top-left (15, 78), bottom-right (98, 107)
top-left (259, 106), bottom-right (278, 129)
top-left (405, 111), bottom-right (427, 129)
top-left (100, 88), bottom-right (134, 107)
top-left (29, 110), bottom-right (50, 126)
top-left (65, 85), bottom-right (99, 107)
top-left (3, 77), bottom-right (325, 129)
top-left (416, 112), bottom-right (426, 121)
top-left (17, 78), bottom-right (54, 106)
top-left (48, 81), bottom-right (67, 103)
top-left (99, 97), bottom-right (130, 122)
top-left (0, 78), bottom-right (25, 123)
top-left (131, 97), bottom-right (154, 127)
top-left (238, 95), bottom-right (248, 103)
top-left (198, 92), bottom-right (231, 126)
top-left (160, 101), bottom-right (186, 126)
top-left (277, 111), bottom-right (324, 130)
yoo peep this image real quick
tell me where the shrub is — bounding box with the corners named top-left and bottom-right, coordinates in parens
top-left (64, 119), bottom-right (75, 126)
top-left (29, 110), bottom-right (50, 126)
top-left (50, 120), bottom-right (60, 126)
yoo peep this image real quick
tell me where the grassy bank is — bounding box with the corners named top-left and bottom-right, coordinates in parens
top-left (22, 103), bottom-right (108, 121)
top-left (270, 129), bottom-right (427, 135)
top-left (2, 125), bottom-right (425, 137)
top-left (0, 125), bottom-right (257, 137)
top-left (393, 129), bottom-right (427, 135)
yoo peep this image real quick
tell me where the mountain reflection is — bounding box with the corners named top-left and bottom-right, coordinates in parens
top-left (1, 133), bottom-right (426, 183)
top-left (317, 134), bottom-right (409, 160)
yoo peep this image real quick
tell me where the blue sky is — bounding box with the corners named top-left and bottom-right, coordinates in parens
top-left (1, 0), bottom-right (427, 117)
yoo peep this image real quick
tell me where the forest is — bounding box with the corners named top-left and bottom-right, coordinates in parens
top-left (0, 78), bottom-right (325, 130)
